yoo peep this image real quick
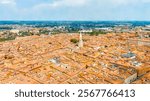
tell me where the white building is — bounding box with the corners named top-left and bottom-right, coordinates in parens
top-left (79, 29), bottom-right (93, 33)
top-left (10, 29), bottom-right (20, 35)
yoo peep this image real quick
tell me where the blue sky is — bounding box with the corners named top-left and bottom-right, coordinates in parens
top-left (0, 0), bottom-right (150, 21)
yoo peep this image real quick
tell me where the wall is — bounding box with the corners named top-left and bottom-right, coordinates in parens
top-left (124, 73), bottom-right (137, 84)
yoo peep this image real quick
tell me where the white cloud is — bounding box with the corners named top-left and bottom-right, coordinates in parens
top-left (1, 0), bottom-right (150, 20)
top-left (110, 0), bottom-right (150, 4)
top-left (95, 0), bottom-right (150, 6)
top-left (34, 0), bottom-right (89, 9)
top-left (52, 0), bottom-right (88, 7)
top-left (34, 0), bottom-right (150, 10)
top-left (0, 0), bottom-right (16, 5)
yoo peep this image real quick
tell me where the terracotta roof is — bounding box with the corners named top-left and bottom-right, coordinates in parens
top-left (0, 33), bottom-right (149, 84)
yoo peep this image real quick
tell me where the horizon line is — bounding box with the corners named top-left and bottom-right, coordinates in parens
top-left (0, 20), bottom-right (150, 22)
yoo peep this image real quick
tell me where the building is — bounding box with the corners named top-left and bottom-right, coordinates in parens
top-left (78, 32), bottom-right (83, 48)
top-left (10, 29), bottom-right (20, 34)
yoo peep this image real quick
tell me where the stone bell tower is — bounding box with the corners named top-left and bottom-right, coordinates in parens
top-left (78, 32), bottom-right (83, 48)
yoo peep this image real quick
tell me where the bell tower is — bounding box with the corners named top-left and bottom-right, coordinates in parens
top-left (78, 32), bottom-right (83, 48)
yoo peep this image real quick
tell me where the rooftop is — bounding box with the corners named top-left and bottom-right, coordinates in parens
top-left (0, 33), bottom-right (149, 84)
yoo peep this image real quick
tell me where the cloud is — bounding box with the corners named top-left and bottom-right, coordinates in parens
top-left (0, 0), bottom-right (150, 20)
top-left (33, 0), bottom-right (150, 10)
top-left (52, 0), bottom-right (88, 7)
top-left (34, 0), bottom-right (89, 9)
top-left (0, 0), bottom-right (16, 5)
top-left (95, 0), bottom-right (150, 6)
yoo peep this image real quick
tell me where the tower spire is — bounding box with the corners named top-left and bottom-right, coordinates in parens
top-left (78, 32), bottom-right (83, 48)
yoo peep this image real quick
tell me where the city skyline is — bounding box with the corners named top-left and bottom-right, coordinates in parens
top-left (0, 0), bottom-right (150, 21)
